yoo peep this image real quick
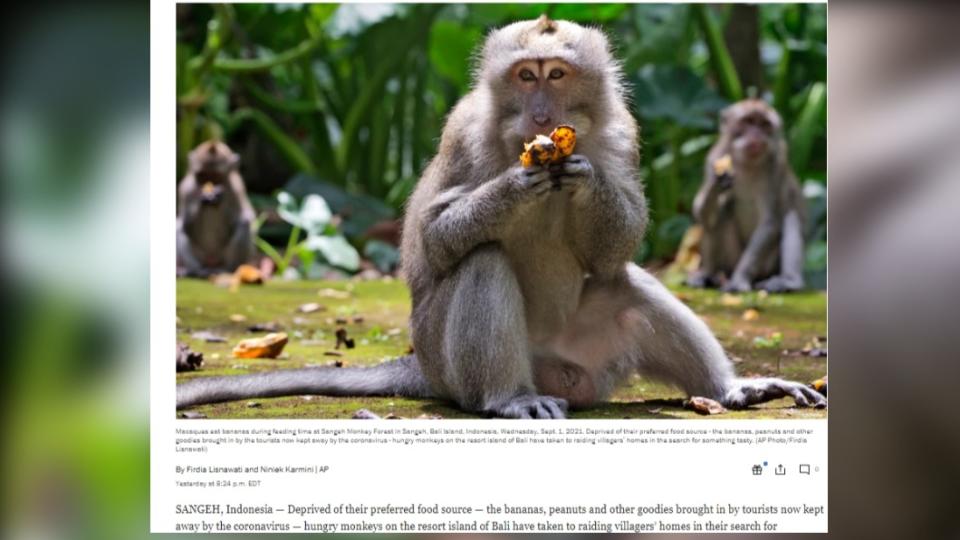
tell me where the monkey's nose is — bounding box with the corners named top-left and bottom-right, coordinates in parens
top-left (533, 114), bottom-right (552, 127)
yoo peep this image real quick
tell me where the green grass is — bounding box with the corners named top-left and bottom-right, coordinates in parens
top-left (176, 278), bottom-right (827, 419)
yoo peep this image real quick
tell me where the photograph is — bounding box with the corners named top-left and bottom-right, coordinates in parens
top-left (174, 3), bottom-right (827, 420)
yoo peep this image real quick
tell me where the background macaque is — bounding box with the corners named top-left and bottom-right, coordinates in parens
top-left (688, 99), bottom-right (805, 292)
top-left (177, 17), bottom-right (825, 416)
top-left (176, 140), bottom-right (255, 276)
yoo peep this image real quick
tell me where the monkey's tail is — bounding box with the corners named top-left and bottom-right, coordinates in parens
top-left (176, 354), bottom-right (433, 410)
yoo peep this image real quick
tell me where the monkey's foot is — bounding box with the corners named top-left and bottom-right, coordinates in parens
top-left (491, 394), bottom-right (568, 419)
top-left (723, 378), bottom-right (827, 409)
top-left (756, 275), bottom-right (804, 293)
top-left (720, 278), bottom-right (752, 293)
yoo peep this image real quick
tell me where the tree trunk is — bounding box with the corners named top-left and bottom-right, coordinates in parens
top-left (723, 5), bottom-right (764, 96)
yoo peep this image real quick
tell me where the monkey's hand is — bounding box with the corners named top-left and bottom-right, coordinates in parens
top-left (549, 154), bottom-right (595, 192)
top-left (510, 164), bottom-right (554, 199)
top-left (723, 377), bottom-right (827, 409)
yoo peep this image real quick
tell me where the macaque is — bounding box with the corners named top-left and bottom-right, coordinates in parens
top-left (177, 17), bottom-right (825, 416)
top-left (688, 100), bottom-right (805, 292)
top-left (176, 140), bottom-right (255, 276)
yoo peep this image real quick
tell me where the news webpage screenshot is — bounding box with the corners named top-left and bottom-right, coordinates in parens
top-left (151, 1), bottom-right (828, 534)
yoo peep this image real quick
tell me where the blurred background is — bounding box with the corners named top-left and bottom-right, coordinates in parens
top-left (2, 2), bottom-right (959, 540)
top-left (175, 3), bottom-right (826, 283)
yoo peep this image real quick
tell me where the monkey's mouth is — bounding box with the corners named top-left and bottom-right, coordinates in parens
top-left (200, 182), bottom-right (224, 204)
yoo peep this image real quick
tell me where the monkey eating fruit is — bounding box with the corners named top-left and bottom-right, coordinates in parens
top-left (177, 17), bottom-right (825, 418)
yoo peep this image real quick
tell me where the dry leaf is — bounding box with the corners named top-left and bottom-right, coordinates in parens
top-left (742, 308), bottom-right (760, 321)
top-left (720, 293), bottom-right (744, 307)
top-left (318, 288), bottom-right (351, 299)
top-left (232, 332), bottom-right (288, 359)
top-left (229, 313), bottom-right (248, 323)
top-left (684, 396), bottom-right (727, 415)
top-left (297, 302), bottom-right (325, 313)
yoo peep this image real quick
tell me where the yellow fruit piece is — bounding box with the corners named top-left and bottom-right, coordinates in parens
top-left (233, 332), bottom-right (288, 359)
top-left (713, 154), bottom-right (733, 176)
top-left (550, 125), bottom-right (576, 158)
top-left (519, 125), bottom-right (577, 167)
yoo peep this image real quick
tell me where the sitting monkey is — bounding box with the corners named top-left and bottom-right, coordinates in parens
top-left (177, 17), bottom-right (825, 417)
top-left (688, 99), bottom-right (806, 293)
top-left (176, 140), bottom-right (255, 277)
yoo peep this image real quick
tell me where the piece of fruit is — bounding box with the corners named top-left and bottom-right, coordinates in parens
top-left (519, 125), bottom-right (577, 167)
top-left (713, 154), bottom-right (734, 189)
top-left (232, 332), bottom-right (288, 359)
top-left (550, 125), bottom-right (576, 158)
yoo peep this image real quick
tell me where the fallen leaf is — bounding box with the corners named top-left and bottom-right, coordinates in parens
top-left (720, 293), bottom-right (743, 306)
top-left (318, 288), bottom-right (350, 300)
top-left (232, 332), bottom-right (288, 359)
top-left (297, 303), bottom-right (325, 313)
top-left (191, 331), bottom-right (226, 343)
top-left (229, 313), bottom-right (247, 323)
top-left (742, 308), bottom-right (760, 321)
top-left (684, 396), bottom-right (727, 415)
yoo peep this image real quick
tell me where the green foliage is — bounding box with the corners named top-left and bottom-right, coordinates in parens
top-left (255, 191), bottom-right (359, 276)
top-left (177, 3), bottom-right (826, 278)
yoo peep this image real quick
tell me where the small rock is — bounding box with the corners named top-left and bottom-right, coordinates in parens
top-left (179, 411), bottom-right (207, 419)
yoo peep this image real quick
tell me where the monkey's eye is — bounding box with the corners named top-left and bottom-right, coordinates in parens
top-left (548, 68), bottom-right (565, 80)
top-left (519, 69), bottom-right (537, 82)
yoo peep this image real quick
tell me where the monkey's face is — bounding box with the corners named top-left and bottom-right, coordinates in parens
top-left (189, 140), bottom-right (239, 182)
top-left (510, 59), bottom-right (574, 138)
top-left (729, 111), bottom-right (779, 164)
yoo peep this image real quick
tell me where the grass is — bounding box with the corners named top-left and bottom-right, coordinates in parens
top-left (176, 278), bottom-right (827, 419)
